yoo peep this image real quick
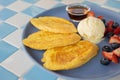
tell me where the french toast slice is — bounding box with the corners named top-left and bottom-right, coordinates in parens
top-left (30, 16), bottom-right (77, 33)
top-left (23, 31), bottom-right (81, 50)
top-left (41, 40), bottom-right (99, 70)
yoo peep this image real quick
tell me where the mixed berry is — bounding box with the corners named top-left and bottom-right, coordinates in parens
top-left (100, 57), bottom-right (111, 65)
top-left (98, 16), bottom-right (120, 65)
top-left (88, 11), bottom-right (120, 65)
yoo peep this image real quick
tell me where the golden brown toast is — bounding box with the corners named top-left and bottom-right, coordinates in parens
top-left (30, 16), bottom-right (77, 33)
top-left (23, 31), bottom-right (81, 50)
top-left (41, 40), bottom-right (99, 70)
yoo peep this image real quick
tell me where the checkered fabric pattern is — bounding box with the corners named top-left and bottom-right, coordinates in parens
top-left (0, 0), bottom-right (120, 80)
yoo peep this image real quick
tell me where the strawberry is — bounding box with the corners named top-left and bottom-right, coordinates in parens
top-left (98, 16), bottom-right (103, 19)
top-left (114, 27), bottom-right (120, 35)
top-left (106, 21), bottom-right (114, 33)
top-left (106, 27), bottom-right (113, 32)
top-left (102, 51), bottom-right (113, 60)
top-left (113, 48), bottom-right (120, 57)
top-left (104, 28), bottom-right (108, 36)
top-left (87, 11), bottom-right (95, 17)
top-left (107, 20), bottom-right (114, 28)
top-left (112, 54), bottom-right (119, 63)
top-left (113, 35), bottom-right (120, 38)
top-left (102, 51), bottom-right (119, 63)
top-left (104, 28), bottom-right (110, 36)
top-left (109, 35), bottom-right (120, 44)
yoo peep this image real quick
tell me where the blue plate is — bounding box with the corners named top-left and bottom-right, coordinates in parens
top-left (22, 4), bottom-right (120, 80)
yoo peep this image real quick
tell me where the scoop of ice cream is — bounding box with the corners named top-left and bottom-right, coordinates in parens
top-left (77, 16), bottom-right (105, 43)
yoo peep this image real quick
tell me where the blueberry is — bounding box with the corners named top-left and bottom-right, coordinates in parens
top-left (101, 19), bottom-right (106, 24)
top-left (111, 43), bottom-right (120, 49)
top-left (102, 45), bottom-right (112, 52)
top-left (107, 32), bottom-right (114, 38)
top-left (100, 57), bottom-right (111, 65)
top-left (112, 22), bottom-right (119, 29)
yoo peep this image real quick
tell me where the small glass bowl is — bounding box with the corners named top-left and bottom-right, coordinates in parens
top-left (66, 3), bottom-right (91, 22)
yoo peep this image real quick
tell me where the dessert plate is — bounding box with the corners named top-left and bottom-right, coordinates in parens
top-left (22, 4), bottom-right (120, 80)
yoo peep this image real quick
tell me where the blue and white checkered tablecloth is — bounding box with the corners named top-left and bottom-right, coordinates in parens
top-left (0, 0), bottom-right (120, 80)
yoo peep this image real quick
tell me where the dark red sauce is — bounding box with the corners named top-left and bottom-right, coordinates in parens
top-left (67, 6), bottom-right (89, 21)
